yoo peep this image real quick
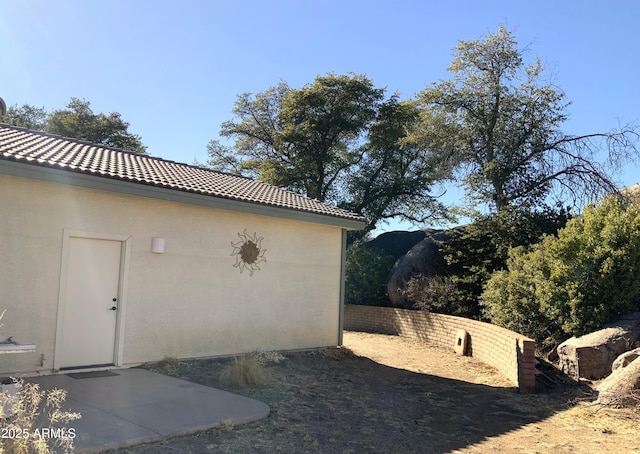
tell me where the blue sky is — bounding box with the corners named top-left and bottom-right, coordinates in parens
top-left (1, 0), bottom-right (639, 230)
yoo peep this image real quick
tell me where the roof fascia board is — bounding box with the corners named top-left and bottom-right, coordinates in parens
top-left (0, 160), bottom-right (366, 230)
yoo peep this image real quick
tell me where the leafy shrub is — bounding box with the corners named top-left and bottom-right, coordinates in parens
top-left (438, 206), bottom-right (570, 319)
top-left (403, 275), bottom-right (456, 312)
top-left (344, 243), bottom-right (394, 306)
top-left (481, 245), bottom-right (557, 343)
top-left (482, 196), bottom-right (640, 342)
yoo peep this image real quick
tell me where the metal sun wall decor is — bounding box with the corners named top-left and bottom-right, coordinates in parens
top-left (231, 229), bottom-right (267, 275)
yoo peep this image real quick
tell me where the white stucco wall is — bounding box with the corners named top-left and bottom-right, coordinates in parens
top-left (0, 173), bottom-right (345, 375)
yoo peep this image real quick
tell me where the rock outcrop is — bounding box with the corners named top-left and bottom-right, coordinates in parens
top-left (384, 229), bottom-right (462, 308)
top-left (387, 236), bottom-right (442, 308)
top-left (365, 230), bottom-right (427, 261)
top-left (612, 347), bottom-right (640, 371)
top-left (597, 353), bottom-right (640, 407)
top-left (557, 312), bottom-right (640, 380)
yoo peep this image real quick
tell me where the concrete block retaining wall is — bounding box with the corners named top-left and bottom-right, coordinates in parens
top-left (343, 304), bottom-right (536, 393)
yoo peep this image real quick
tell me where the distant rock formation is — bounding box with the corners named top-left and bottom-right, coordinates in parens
top-left (622, 183), bottom-right (640, 205)
top-left (365, 230), bottom-right (427, 261)
top-left (387, 236), bottom-right (443, 308)
top-left (366, 228), bottom-right (463, 308)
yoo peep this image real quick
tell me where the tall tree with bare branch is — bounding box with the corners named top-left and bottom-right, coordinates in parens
top-left (414, 25), bottom-right (639, 213)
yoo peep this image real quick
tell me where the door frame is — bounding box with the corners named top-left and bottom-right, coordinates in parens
top-left (54, 230), bottom-right (132, 371)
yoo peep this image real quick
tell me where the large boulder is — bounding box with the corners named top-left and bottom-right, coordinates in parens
top-left (612, 347), bottom-right (640, 371)
top-left (387, 236), bottom-right (441, 307)
top-left (385, 229), bottom-right (463, 308)
top-left (557, 312), bottom-right (640, 380)
top-left (365, 230), bottom-right (427, 261)
top-left (596, 353), bottom-right (640, 407)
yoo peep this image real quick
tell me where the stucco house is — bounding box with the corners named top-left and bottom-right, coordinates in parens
top-left (0, 124), bottom-right (365, 376)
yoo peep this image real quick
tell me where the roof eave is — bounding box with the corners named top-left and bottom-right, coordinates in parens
top-left (0, 159), bottom-right (367, 230)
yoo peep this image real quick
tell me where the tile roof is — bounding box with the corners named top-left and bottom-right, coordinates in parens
top-left (0, 124), bottom-right (365, 224)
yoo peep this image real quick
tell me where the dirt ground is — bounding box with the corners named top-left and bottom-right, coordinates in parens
top-left (110, 331), bottom-right (640, 454)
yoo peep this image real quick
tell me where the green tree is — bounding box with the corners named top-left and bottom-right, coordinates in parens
top-left (0, 103), bottom-right (48, 130)
top-left (439, 206), bottom-right (569, 319)
top-left (414, 25), bottom-right (638, 213)
top-left (343, 97), bottom-right (453, 232)
top-left (207, 74), bottom-right (381, 201)
top-left (206, 81), bottom-right (292, 178)
top-left (207, 73), bottom-right (449, 233)
top-left (482, 196), bottom-right (640, 342)
top-left (47, 98), bottom-right (146, 153)
top-left (1, 98), bottom-right (146, 153)
top-left (344, 243), bottom-right (394, 306)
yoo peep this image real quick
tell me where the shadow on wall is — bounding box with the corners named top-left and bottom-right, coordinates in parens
top-left (343, 304), bottom-right (536, 393)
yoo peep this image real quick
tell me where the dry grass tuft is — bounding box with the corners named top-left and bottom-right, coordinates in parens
top-left (0, 378), bottom-right (81, 454)
top-left (219, 355), bottom-right (266, 387)
top-left (216, 419), bottom-right (234, 433)
top-left (142, 356), bottom-right (185, 376)
top-left (310, 346), bottom-right (356, 360)
top-left (596, 389), bottom-right (640, 408)
top-left (251, 350), bottom-right (287, 365)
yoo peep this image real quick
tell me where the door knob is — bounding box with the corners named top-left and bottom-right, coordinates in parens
top-left (109, 306), bottom-right (117, 311)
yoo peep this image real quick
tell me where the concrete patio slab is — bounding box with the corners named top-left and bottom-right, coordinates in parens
top-left (28, 368), bottom-right (270, 453)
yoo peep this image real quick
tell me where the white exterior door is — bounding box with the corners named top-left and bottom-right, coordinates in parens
top-left (58, 237), bottom-right (122, 369)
